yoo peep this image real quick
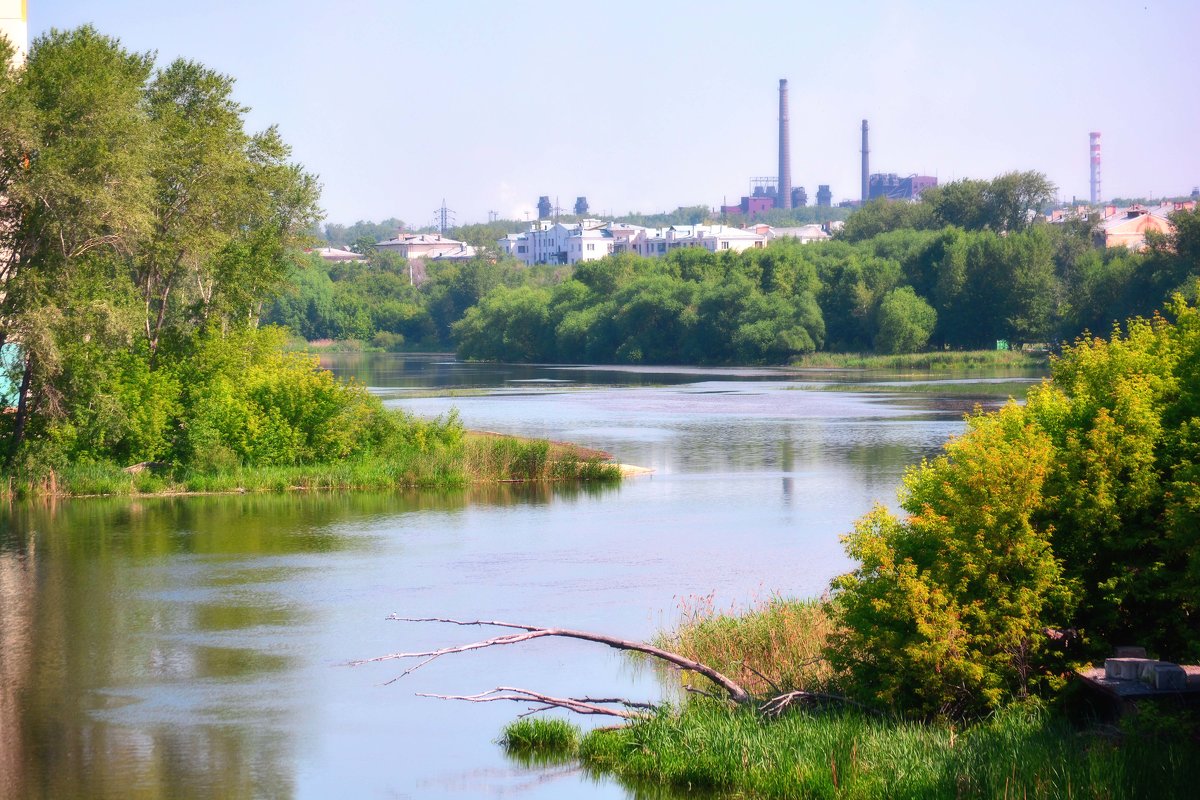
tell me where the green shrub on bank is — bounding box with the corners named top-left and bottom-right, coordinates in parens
top-left (827, 293), bottom-right (1200, 721)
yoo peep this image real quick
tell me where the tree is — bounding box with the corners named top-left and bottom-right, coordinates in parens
top-left (923, 172), bottom-right (1055, 233)
top-left (0, 27), bottom-right (155, 463)
top-left (874, 287), bottom-right (936, 353)
top-left (839, 198), bottom-right (939, 242)
top-left (829, 296), bottom-right (1200, 721)
top-left (0, 27), bottom-right (319, 469)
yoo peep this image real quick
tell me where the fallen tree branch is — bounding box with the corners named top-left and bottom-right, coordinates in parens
top-left (352, 616), bottom-right (753, 705)
top-left (354, 616), bottom-right (871, 723)
top-left (415, 687), bottom-right (651, 719)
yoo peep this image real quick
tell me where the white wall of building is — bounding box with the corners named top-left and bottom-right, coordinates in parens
top-left (0, 0), bottom-right (27, 66)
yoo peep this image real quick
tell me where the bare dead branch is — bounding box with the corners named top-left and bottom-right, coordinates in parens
top-left (415, 687), bottom-right (650, 720)
top-left (759, 690), bottom-right (876, 718)
top-left (358, 616), bottom-right (753, 705)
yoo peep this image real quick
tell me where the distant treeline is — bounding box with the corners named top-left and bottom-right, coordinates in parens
top-left (279, 171), bottom-right (1200, 363)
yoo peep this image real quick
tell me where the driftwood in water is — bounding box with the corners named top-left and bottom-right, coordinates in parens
top-left (351, 616), bottom-right (857, 720)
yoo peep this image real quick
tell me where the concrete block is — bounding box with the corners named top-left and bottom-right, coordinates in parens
top-left (1151, 664), bottom-right (1187, 690)
top-left (1106, 657), bottom-right (1154, 680)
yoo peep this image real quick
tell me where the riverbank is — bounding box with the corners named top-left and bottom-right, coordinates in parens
top-left (1, 431), bottom-right (624, 500)
top-left (790, 349), bottom-right (1048, 371)
top-left (503, 597), bottom-right (1200, 798)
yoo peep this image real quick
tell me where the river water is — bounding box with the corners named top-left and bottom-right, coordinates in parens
top-left (0, 355), bottom-right (1038, 799)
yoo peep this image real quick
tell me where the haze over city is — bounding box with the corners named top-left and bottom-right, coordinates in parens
top-left (29, 0), bottom-right (1200, 226)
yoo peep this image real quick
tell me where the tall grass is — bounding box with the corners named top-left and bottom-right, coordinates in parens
top-left (463, 434), bottom-right (621, 484)
top-left (574, 701), bottom-right (1200, 799)
top-left (659, 596), bottom-right (836, 695)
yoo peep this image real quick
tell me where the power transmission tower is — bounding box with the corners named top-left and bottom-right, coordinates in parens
top-left (488, 210), bottom-right (499, 223)
top-left (433, 199), bottom-right (455, 234)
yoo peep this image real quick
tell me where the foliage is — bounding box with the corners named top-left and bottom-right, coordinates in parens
top-left (828, 404), bottom-right (1069, 719)
top-left (452, 246), bottom-right (825, 365)
top-left (1025, 298), bottom-right (1200, 659)
top-left (827, 295), bottom-right (1200, 720)
top-left (0, 26), bottom-right (319, 467)
top-left (321, 218), bottom-right (405, 250)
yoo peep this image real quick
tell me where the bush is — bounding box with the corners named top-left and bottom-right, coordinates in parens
top-left (827, 403), bottom-right (1070, 719)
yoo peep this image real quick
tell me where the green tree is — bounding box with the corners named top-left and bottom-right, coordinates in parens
top-left (839, 198), bottom-right (939, 242)
top-left (874, 287), bottom-right (937, 353)
top-left (0, 27), bottom-right (154, 463)
top-left (0, 27), bottom-right (319, 469)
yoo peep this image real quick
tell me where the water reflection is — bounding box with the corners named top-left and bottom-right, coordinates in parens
top-left (0, 484), bottom-right (623, 800)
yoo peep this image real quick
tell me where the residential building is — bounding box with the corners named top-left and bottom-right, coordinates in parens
top-left (500, 219), bottom-right (614, 265)
top-left (375, 232), bottom-right (477, 261)
top-left (309, 246), bottom-right (367, 263)
top-left (750, 223), bottom-right (831, 244)
top-left (501, 220), bottom-right (767, 265)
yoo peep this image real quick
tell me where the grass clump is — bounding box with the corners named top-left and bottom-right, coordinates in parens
top-left (501, 718), bottom-right (580, 754)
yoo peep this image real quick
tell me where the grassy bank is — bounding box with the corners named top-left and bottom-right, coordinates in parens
top-left (566, 701), bottom-right (1198, 799)
top-left (790, 349), bottom-right (1048, 371)
top-left (2, 430), bottom-right (621, 500)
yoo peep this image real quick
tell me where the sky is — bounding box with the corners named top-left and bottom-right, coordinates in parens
top-left (27, 0), bottom-right (1200, 228)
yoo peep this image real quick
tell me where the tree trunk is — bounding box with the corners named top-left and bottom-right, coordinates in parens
top-left (5, 355), bottom-right (35, 468)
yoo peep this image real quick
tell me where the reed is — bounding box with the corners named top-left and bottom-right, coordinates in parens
top-left (658, 595), bottom-right (837, 695)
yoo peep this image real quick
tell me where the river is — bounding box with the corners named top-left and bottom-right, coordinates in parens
top-left (0, 355), bottom-right (1039, 799)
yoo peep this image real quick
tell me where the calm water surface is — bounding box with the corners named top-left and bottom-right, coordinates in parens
top-left (0, 355), bottom-right (1038, 799)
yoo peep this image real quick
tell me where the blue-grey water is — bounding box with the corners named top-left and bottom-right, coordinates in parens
top-left (0, 355), bottom-right (1037, 799)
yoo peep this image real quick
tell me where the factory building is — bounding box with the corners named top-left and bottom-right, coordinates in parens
top-left (1094, 202), bottom-right (1193, 252)
top-left (867, 173), bottom-right (938, 202)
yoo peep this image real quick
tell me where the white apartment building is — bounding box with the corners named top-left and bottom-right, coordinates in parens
top-left (500, 219), bottom-right (614, 265)
top-left (502, 221), bottom-right (765, 265)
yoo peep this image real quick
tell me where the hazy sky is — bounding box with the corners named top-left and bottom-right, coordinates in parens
top-left (29, 0), bottom-right (1200, 227)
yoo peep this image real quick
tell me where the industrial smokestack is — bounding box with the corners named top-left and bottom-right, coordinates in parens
top-left (778, 79), bottom-right (792, 210)
top-left (861, 120), bottom-right (870, 204)
top-left (1089, 132), bottom-right (1102, 205)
